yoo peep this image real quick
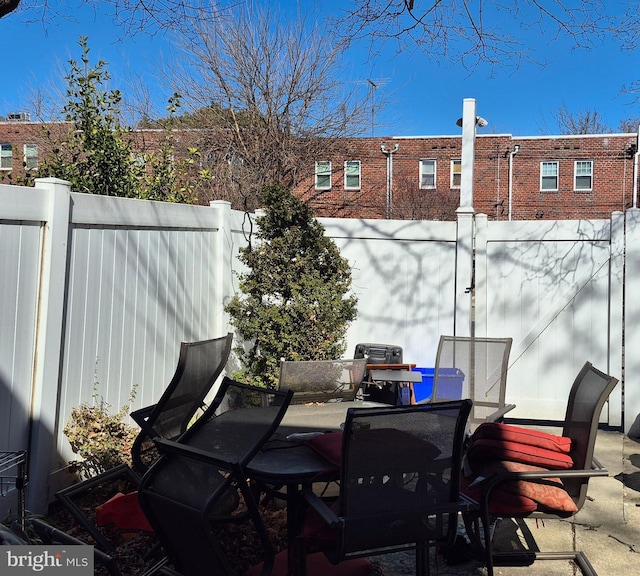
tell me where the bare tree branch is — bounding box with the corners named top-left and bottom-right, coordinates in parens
top-left (336, 0), bottom-right (614, 71)
top-left (549, 103), bottom-right (611, 134)
top-left (157, 3), bottom-right (371, 210)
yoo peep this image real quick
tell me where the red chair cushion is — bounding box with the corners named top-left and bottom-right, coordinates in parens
top-left (306, 432), bottom-right (343, 468)
top-left (461, 474), bottom-right (538, 515)
top-left (473, 422), bottom-right (572, 454)
top-left (306, 429), bottom-right (441, 471)
top-left (300, 501), bottom-right (340, 546)
top-left (467, 438), bottom-right (574, 470)
top-left (244, 550), bottom-right (374, 576)
top-left (95, 491), bottom-right (153, 532)
top-left (481, 460), bottom-right (577, 513)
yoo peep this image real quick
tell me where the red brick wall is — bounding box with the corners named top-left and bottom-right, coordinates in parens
top-left (294, 133), bottom-right (637, 221)
top-left (1, 121), bottom-right (637, 221)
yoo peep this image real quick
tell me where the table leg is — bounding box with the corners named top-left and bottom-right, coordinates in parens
top-left (286, 483), bottom-right (307, 576)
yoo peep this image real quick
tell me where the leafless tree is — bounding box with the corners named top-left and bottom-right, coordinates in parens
top-left (543, 104), bottom-right (611, 135)
top-left (8, 1), bottom-right (640, 70)
top-left (2, 0), bottom-right (226, 34)
top-left (335, 1), bottom-right (622, 71)
top-left (160, 3), bottom-right (371, 211)
top-left (619, 117), bottom-right (640, 133)
top-left (393, 176), bottom-right (458, 220)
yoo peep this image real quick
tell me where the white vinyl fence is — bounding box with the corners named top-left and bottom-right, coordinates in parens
top-left (0, 178), bottom-right (634, 515)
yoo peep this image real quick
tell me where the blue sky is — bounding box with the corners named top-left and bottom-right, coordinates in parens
top-left (1, 1), bottom-right (639, 136)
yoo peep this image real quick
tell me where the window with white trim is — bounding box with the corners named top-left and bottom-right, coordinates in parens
top-left (540, 161), bottom-right (559, 191)
top-left (315, 161), bottom-right (331, 190)
top-left (344, 160), bottom-right (361, 189)
top-left (574, 160), bottom-right (593, 191)
top-left (0, 143), bottom-right (12, 170)
top-left (24, 143), bottom-right (38, 170)
top-left (450, 159), bottom-right (461, 188)
top-left (419, 159), bottom-right (436, 189)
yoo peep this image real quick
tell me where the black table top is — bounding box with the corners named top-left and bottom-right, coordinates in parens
top-left (246, 400), bottom-right (385, 484)
top-left (185, 400), bottom-right (390, 486)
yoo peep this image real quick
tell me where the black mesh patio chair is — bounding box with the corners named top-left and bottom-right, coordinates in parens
top-left (278, 358), bottom-right (367, 404)
top-left (299, 399), bottom-right (475, 576)
top-left (55, 334), bottom-right (233, 553)
top-left (130, 333), bottom-right (233, 473)
top-left (137, 378), bottom-right (294, 576)
top-left (462, 361), bottom-right (618, 576)
top-left (429, 335), bottom-right (514, 423)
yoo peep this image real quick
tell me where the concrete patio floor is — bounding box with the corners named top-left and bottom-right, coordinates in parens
top-left (372, 429), bottom-right (640, 576)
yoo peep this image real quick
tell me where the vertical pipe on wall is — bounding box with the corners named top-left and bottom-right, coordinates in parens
top-left (508, 144), bottom-right (520, 221)
top-left (381, 143), bottom-right (399, 219)
top-left (633, 126), bottom-right (640, 209)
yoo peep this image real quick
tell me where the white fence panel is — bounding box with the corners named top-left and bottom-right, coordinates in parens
top-left (476, 216), bottom-right (620, 421)
top-left (1, 179), bottom-right (635, 517)
top-left (0, 185), bottom-right (48, 516)
top-left (0, 221), bottom-right (41, 450)
top-left (56, 195), bottom-right (229, 469)
top-left (320, 218), bottom-right (458, 366)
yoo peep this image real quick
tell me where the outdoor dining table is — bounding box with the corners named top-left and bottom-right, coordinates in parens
top-left (243, 399), bottom-right (460, 576)
top-left (244, 400), bottom-right (386, 575)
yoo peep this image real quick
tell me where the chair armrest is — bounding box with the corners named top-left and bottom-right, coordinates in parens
top-left (154, 437), bottom-right (235, 470)
top-left (130, 404), bottom-right (157, 429)
top-left (484, 403), bottom-right (517, 423)
top-left (303, 489), bottom-right (341, 529)
top-left (479, 466), bottom-right (609, 510)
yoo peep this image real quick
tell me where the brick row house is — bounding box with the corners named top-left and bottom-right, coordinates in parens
top-left (295, 132), bottom-right (639, 221)
top-left (2, 116), bottom-right (638, 221)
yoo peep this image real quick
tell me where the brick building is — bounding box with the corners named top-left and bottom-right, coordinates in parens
top-left (1, 116), bottom-right (637, 221)
top-left (295, 132), bottom-right (639, 221)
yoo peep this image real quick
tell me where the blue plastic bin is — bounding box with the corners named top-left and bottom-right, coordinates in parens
top-left (413, 368), bottom-right (434, 403)
top-left (412, 367), bottom-right (465, 402)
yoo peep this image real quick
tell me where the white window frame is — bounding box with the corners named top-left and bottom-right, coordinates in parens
top-left (0, 143), bottom-right (12, 170)
top-left (24, 143), bottom-right (38, 170)
top-left (419, 159), bottom-right (436, 189)
top-left (450, 159), bottom-right (461, 188)
top-left (540, 161), bottom-right (559, 191)
top-left (344, 160), bottom-right (361, 190)
top-left (315, 161), bottom-right (331, 190)
top-left (574, 160), bottom-right (593, 191)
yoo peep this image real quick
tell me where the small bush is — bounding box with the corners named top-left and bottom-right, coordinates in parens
top-left (64, 389), bottom-right (137, 478)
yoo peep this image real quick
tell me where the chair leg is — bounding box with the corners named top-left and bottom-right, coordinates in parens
top-left (415, 543), bottom-right (429, 576)
top-left (461, 511), bottom-right (494, 575)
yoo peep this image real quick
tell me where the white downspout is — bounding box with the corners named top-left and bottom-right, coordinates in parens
top-left (381, 143), bottom-right (399, 219)
top-left (508, 144), bottom-right (520, 221)
top-left (634, 126), bottom-right (640, 209)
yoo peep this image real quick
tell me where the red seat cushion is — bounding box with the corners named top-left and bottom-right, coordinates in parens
top-left (464, 460), bottom-right (578, 514)
top-left (95, 491), bottom-right (153, 533)
top-left (306, 432), bottom-right (343, 468)
top-left (244, 550), bottom-right (374, 576)
top-left (473, 422), bottom-right (572, 454)
top-left (461, 474), bottom-right (539, 515)
top-left (306, 429), bottom-right (441, 471)
top-left (467, 438), bottom-right (574, 470)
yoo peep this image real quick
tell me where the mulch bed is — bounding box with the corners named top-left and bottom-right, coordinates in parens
top-left (43, 474), bottom-right (288, 576)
